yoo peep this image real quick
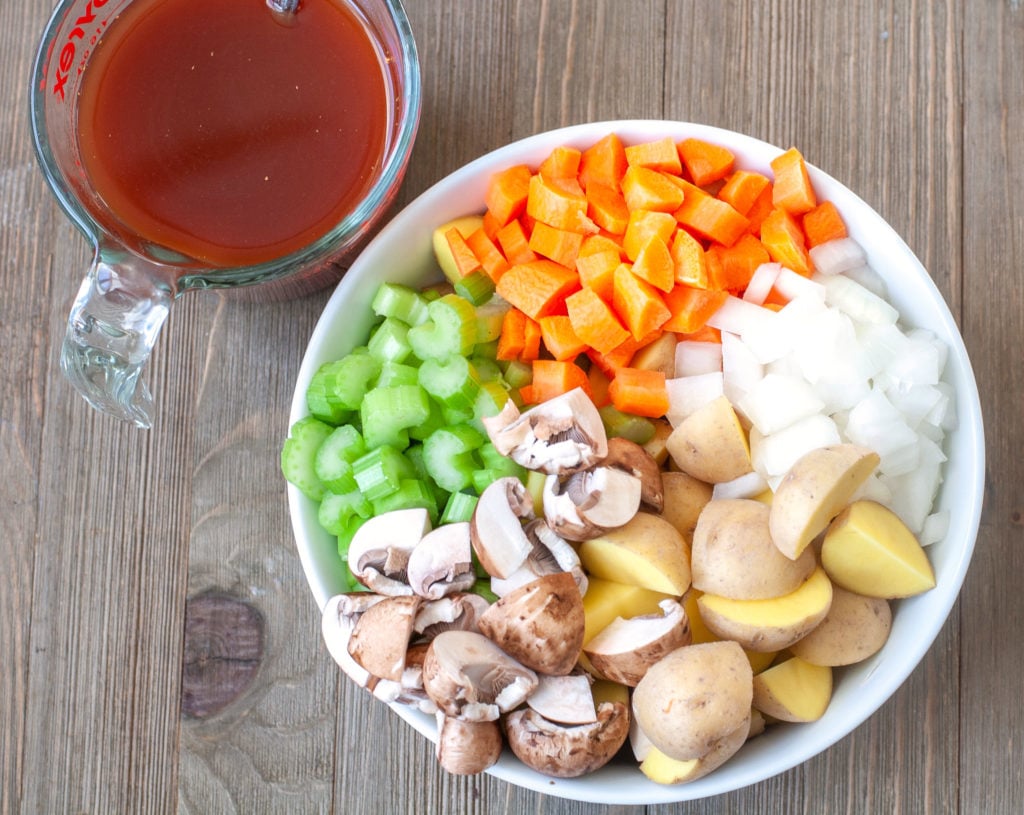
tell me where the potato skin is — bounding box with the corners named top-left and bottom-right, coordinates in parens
top-left (789, 585), bottom-right (892, 666)
top-left (658, 471), bottom-right (713, 543)
top-left (632, 642), bottom-right (753, 761)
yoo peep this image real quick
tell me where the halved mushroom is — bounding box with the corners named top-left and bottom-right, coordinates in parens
top-left (347, 594), bottom-right (422, 682)
top-left (602, 436), bottom-right (665, 512)
top-left (477, 571), bottom-right (585, 676)
top-left (346, 508), bottom-right (431, 595)
top-left (470, 477), bottom-right (535, 579)
top-left (321, 593), bottom-right (388, 689)
top-left (490, 519), bottom-right (588, 598)
top-left (413, 593), bottom-right (491, 639)
top-left (435, 713), bottom-right (504, 775)
top-left (543, 466), bottom-right (642, 541)
top-left (407, 521), bottom-right (476, 600)
top-left (526, 673), bottom-right (597, 725)
top-left (482, 388), bottom-right (608, 475)
top-left (422, 629), bottom-right (538, 722)
top-left (371, 641), bottom-right (438, 714)
top-left (583, 599), bottom-right (692, 686)
top-left (504, 701), bottom-right (630, 778)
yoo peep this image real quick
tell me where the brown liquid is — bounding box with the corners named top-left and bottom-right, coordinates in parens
top-left (77, 0), bottom-right (390, 267)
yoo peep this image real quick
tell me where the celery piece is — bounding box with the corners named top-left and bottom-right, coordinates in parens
top-left (281, 416), bottom-right (334, 500)
top-left (306, 361), bottom-right (353, 425)
top-left (454, 270), bottom-right (496, 306)
top-left (442, 405), bottom-right (476, 426)
top-left (524, 468), bottom-right (547, 516)
top-left (471, 579), bottom-right (499, 604)
top-left (314, 424), bottom-right (366, 493)
top-left (440, 490), bottom-right (479, 524)
top-left (368, 317), bottom-right (413, 364)
top-left (375, 361), bottom-right (420, 388)
top-left (471, 380), bottom-right (510, 434)
top-left (418, 355), bottom-right (481, 413)
top-left (372, 282), bottom-right (430, 326)
top-left (360, 384), bottom-right (431, 450)
top-left (408, 399), bottom-right (446, 441)
top-left (312, 348), bottom-right (382, 414)
top-left (475, 297), bottom-right (511, 344)
top-left (404, 444), bottom-right (450, 508)
top-left (352, 445), bottom-right (415, 501)
top-left (423, 425), bottom-right (485, 493)
top-left (407, 294), bottom-right (477, 360)
top-left (370, 478), bottom-right (438, 523)
top-left (318, 488), bottom-right (373, 537)
top-left (599, 404), bottom-right (656, 444)
top-left (501, 359), bottom-right (533, 390)
top-left (472, 442), bottom-right (527, 489)
top-left (470, 355), bottom-right (503, 383)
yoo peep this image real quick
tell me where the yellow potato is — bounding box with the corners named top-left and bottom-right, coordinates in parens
top-left (752, 656), bottom-right (833, 722)
top-left (697, 567), bottom-right (834, 652)
top-left (591, 678), bottom-right (630, 708)
top-left (581, 577), bottom-right (675, 647)
top-left (431, 215), bottom-right (484, 284)
top-left (639, 714), bottom-right (750, 784)
top-left (821, 500), bottom-right (936, 598)
top-left (665, 396), bottom-right (753, 484)
top-left (790, 584), bottom-right (892, 666)
top-left (631, 332), bottom-right (678, 377)
top-left (640, 418), bottom-right (674, 466)
top-left (658, 471), bottom-right (713, 543)
top-left (769, 444), bottom-right (880, 560)
top-left (579, 512), bottom-right (692, 596)
top-left (682, 589), bottom-right (777, 672)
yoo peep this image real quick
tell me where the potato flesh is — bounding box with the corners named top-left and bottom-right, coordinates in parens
top-left (579, 512), bottom-right (692, 595)
top-left (752, 656), bottom-right (833, 722)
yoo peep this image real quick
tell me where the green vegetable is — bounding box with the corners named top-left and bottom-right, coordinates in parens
top-left (360, 383), bottom-right (431, 449)
top-left (281, 416), bottom-right (334, 500)
top-left (423, 425), bottom-right (485, 493)
top-left (407, 294), bottom-right (477, 360)
top-left (372, 282), bottom-right (430, 326)
top-left (313, 424), bottom-right (366, 493)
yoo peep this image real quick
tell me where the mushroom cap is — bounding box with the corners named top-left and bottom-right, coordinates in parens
top-left (477, 571), bottom-right (586, 676)
top-left (602, 436), bottom-right (665, 513)
top-left (490, 519), bottom-right (588, 598)
top-left (413, 593), bottom-right (491, 639)
top-left (470, 477), bottom-right (535, 579)
top-left (321, 593), bottom-right (388, 688)
top-left (347, 508), bottom-right (431, 595)
top-left (542, 467), bottom-right (642, 542)
top-left (525, 673), bottom-right (597, 725)
top-left (422, 630), bottom-right (538, 722)
top-left (584, 599), bottom-right (693, 686)
top-left (407, 522), bottom-right (476, 600)
top-left (435, 713), bottom-right (504, 775)
top-left (347, 595), bottom-right (422, 682)
top-left (504, 701), bottom-right (630, 779)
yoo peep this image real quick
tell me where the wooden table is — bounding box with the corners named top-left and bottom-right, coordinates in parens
top-left (2, 1), bottom-right (1021, 812)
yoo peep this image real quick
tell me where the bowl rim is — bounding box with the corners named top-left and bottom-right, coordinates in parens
top-left (286, 119), bottom-right (985, 804)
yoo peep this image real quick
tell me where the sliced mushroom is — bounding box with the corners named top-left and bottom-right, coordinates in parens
top-left (490, 519), bottom-right (587, 598)
top-left (526, 673), bottom-right (597, 725)
top-left (504, 701), bottom-right (630, 779)
top-left (422, 630), bottom-right (538, 722)
top-left (470, 477), bottom-right (535, 579)
top-left (372, 641), bottom-right (437, 714)
top-left (543, 466), bottom-right (642, 541)
top-left (413, 593), bottom-right (491, 639)
top-left (347, 594), bottom-right (422, 682)
top-left (583, 599), bottom-right (692, 686)
top-left (347, 508), bottom-right (431, 595)
top-left (482, 388), bottom-right (608, 475)
top-left (477, 571), bottom-right (585, 676)
top-left (602, 436), bottom-right (665, 512)
top-left (407, 521), bottom-right (476, 600)
top-left (435, 713), bottom-right (504, 775)
top-left (321, 593), bottom-right (388, 689)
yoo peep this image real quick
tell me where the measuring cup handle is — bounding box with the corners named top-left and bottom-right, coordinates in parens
top-left (60, 254), bottom-right (173, 429)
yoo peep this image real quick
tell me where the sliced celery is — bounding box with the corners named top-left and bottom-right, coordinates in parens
top-left (368, 317), bottom-right (413, 364)
top-left (408, 399), bottom-right (446, 441)
top-left (375, 361), bottom-right (420, 388)
top-left (501, 359), bottom-right (533, 390)
top-left (600, 405), bottom-right (656, 444)
top-left (360, 384), bottom-right (431, 450)
top-left (470, 355), bottom-right (503, 383)
top-left (471, 579), bottom-right (499, 604)
top-left (423, 425), bottom-right (485, 493)
top-left (404, 444), bottom-right (450, 509)
top-left (313, 424), bottom-right (366, 493)
top-left (475, 297), bottom-right (511, 344)
top-left (318, 488), bottom-right (373, 537)
top-left (371, 478), bottom-right (438, 522)
top-left (471, 380), bottom-right (510, 434)
top-left (454, 270), bottom-right (496, 306)
top-left (372, 282), bottom-right (430, 326)
top-left (440, 490), bottom-right (478, 524)
top-left (281, 416), bottom-right (334, 500)
top-left (407, 294), bottom-right (477, 360)
top-left (352, 445), bottom-right (415, 501)
top-left (418, 355), bottom-right (481, 413)
top-left (311, 348), bottom-right (381, 415)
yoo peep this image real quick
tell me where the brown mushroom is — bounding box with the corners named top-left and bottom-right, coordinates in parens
top-left (320, 592), bottom-right (388, 689)
top-left (525, 673), bottom-right (597, 725)
top-left (413, 592), bottom-right (491, 639)
top-left (346, 508), bottom-right (431, 595)
top-left (542, 466), bottom-right (643, 541)
top-left (470, 477), bottom-right (535, 579)
top-left (407, 521), bottom-right (476, 600)
top-left (583, 599), bottom-right (692, 686)
top-left (347, 595), bottom-right (422, 682)
top-left (490, 519), bottom-right (588, 598)
top-left (602, 436), bottom-right (665, 512)
top-left (435, 713), bottom-right (504, 775)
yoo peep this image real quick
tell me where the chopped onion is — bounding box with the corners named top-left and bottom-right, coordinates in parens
top-left (712, 470), bottom-right (769, 501)
top-left (816, 272), bottom-right (899, 324)
top-left (742, 263), bottom-right (781, 305)
top-left (665, 372), bottom-right (724, 427)
top-left (739, 373), bottom-right (826, 435)
top-left (807, 237), bottom-right (867, 276)
top-left (675, 341), bottom-right (723, 377)
top-left (920, 511), bottom-right (950, 546)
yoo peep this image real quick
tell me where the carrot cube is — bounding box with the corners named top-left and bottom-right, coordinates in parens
top-left (663, 284), bottom-right (729, 334)
top-left (623, 209), bottom-right (677, 261)
top-left (538, 315), bottom-right (587, 361)
top-left (526, 174), bottom-right (597, 233)
top-left (630, 234), bottom-right (675, 293)
top-left (620, 166), bottom-right (685, 213)
top-left (612, 263), bottom-right (671, 341)
top-left (496, 259), bottom-right (581, 320)
top-left (586, 182), bottom-right (631, 235)
top-left (466, 227), bottom-right (510, 282)
top-left (445, 227), bottom-right (483, 277)
top-left (575, 248), bottom-right (620, 302)
top-left (624, 137), bottom-right (683, 174)
top-left (485, 164), bottom-right (532, 226)
top-left (760, 207), bottom-right (813, 276)
top-left (670, 228), bottom-right (709, 288)
top-left (538, 145), bottom-right (582, 181)
top-left (566, 287), bottom-right (631, 354)
top-left (678, 138), bottom-right (736, 187)
top-left (496, 218), bottom-right (538, 266)
top-left (529, 221), bottom-right (584, 269)
top-left (770, 147), bottom-right (817, 216)
top-left (718, 170), bottom-right (771, 216)
top-left (802, 200), bottom-right (848, 247)
top-left (607, 367), bottom-right (670, 418)
top-left (579, 133), bottom-right (628, 191)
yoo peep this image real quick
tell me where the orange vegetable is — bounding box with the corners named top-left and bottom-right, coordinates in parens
top-left (579, 233), bottom-right (625, 259)
top-left (679, 324), bottom-right (722, 344)
top-left (539, 145), bottom-right (582, 180)
top-left (496, 307), bottom-right (528, 361)
top-left (607, 367), bottom-right (669, 418)
top-left (587, 363), bottom-right (612, 407)
top-left (538, 315), bottom-right (587, 361)
top-left (630, 235), bottom-right (675, 293)
top-left (770, 147), bottom-right (817, 215)
top-left (528, 359), bottom-right (591, 403)
top-left (623, 209), bottom-right (677, 261)
top-left (612, 263), bottom-right (671, 340)
top-left (586, 181), bottom-right (631, 234)
top-left (485, 164), bottom-right (532, 226)
top-left (670, 228), bottom-right (709, 288)
top-left (574, 248), bottom-right (620, 302)
top-left (495, 218), bottom-right (538, 265)
top-left (482, 209), bottom-right (502, 241)
top-left (496, 259), bottom-right (581, 320)
top-left (526, 174), bottom-right (597, 233)
top-left (745, 183), bottom-right (775, 235)
top-left (529, 221), bottom-right (584, 269)
top-left (624, 136), bottom-right (682, 174)
top-left (466, 227), bottom-right (510, 282)
top-left (662, 284), bottom-right (729, 334)
top-left (521, 314), bottom-right (543, 361)
top-left (678, 138), bottom-right (735, 186)
top-left (707, 233), bottom-right (771, 292)
top-left (579, 133), bottom-right (628, 190)
top-left (620, 166), bottom-right (685, 213)
top-left (803, 200), bottom-right (848, 247)
top-left (445, 227), bottom-right (483, 277)
top-left (674, 180), bottom-right (749, 247)
top-left (760, 207), bottom-right (813, 276)
top-left (565, 287), bottom-right (630, 354)
top-left (718, 170), bottom-right (771, 216)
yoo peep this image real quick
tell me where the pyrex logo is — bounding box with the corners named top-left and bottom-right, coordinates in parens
top-left (51, 0), bottom-right (110, 101)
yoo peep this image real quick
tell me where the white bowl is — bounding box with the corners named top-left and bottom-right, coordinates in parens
top-left (286, 120), bottom-right (984, 804)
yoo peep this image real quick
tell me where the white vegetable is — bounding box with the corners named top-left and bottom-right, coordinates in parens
top-left (815, 272), bottom-right (899, 324)
top-left (665, 372), bottom-right (724, 427)
top-left (674, 341), bottom-right (723, 377)
top-left (721, 332), bottom-right (764, 408)
top-left (749, 413), bottom-right (842, 479)
top-left (807, 237), bottom-right (867, 276)
top-left (742, 263), bottom-right (781, 305)
top-left (738, 373), bottom-right (825, 435)
top-left (712, 470), bottom-right (770, 501)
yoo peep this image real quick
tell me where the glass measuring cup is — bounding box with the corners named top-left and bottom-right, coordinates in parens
top-left (29, 0), bottom-right (421, 428)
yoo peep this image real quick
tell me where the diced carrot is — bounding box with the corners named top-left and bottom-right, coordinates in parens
top-left (612, 263), bottom-right (671, 340)
top-left (624, 137), bottom-right (683, 174)
top-left (623, 210), bottom-right (678, 261)
top-left (670, 228), bottom-right (709, 288)
top-left (662, 284), bottom-right (729, 334)
top-left (529, 359), bottom-right (591, 402)
top-left (538, 315), bottom-right (587, 361)
top-left (760, 207), bottom-right (813, 276)
top-left (496, 307), bottom-right (528, 360)
top-left (579, 133), bottom-right (628, 190)
top-left (678, 324), bottom-right (722, 344)
top-left (678, 138), bottom-right (735, 187)
top-left (630, 235), bottom-right (675, 293)
top-left (574, 248), bottom-right (620, 302)
top-left (708, 233), bottom-right (771, 292)
top-left (529, 221), bottom-right (584, 269)
top-left (620, 166), bottom-right (685, 213)
top-left (586, 182), bottom-right (631, 234)
top-left (485, 164), bottom-right (532, 226)
top-left (517, 384), bottom-right (536, 405)
top-left (770, 147), bottom-right (817, 215)
top-left (579, 233), bottom-right (626, 259)
top-left (526, 174), bottom-right (598, 233)
top-left (565, 287), bottom-right (631, 354)
top-left (495, 218), bottom-right (538, 265)
top-left (445, 227), bottom-right (483, 277)
top-left (745, 183), bottom-right (775, 235)
top-left (539, 145), bottom-right (582, 180)
top-left (521, 314), bottom-right (543, 361)
top-left (482, 209), bottom-right (503, 241)
top-left (607, 367), bottom-right (669, 418)
top-left (587, 363), bottom-right (612, 407)
top-left (466, 227), bottom-right (511, 282)
top-left (802, 200), bottom-right (848, 247)
top-left (674, 180), bottom-right (749, 247)
top-left (718, 170), bottom-right (771, 216)
top-left (495, 259), bottom-right (581, 320)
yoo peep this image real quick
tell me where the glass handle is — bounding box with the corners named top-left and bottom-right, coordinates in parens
top-left (60, 254), bottom-right (173, 429)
